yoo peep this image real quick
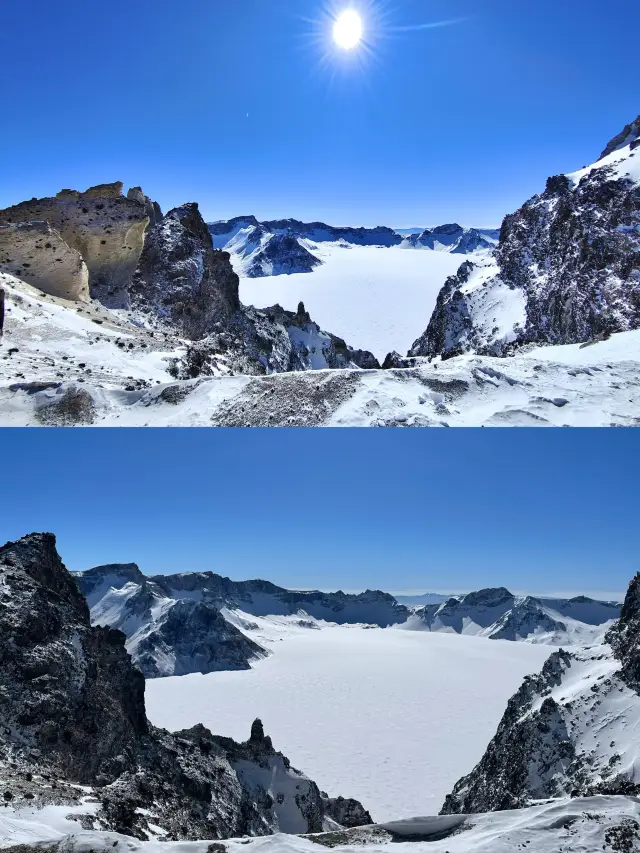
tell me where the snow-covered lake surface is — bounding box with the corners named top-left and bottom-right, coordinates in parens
top-left (239, 245), bottom-right (464, 360)
top-left (145, 625), bottom-right (551, 821)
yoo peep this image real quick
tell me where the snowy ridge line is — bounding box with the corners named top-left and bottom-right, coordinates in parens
top-left (404, 586), bottom-right (621, 646)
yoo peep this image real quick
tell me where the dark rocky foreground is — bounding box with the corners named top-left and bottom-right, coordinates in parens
top-left (0, 533), bottom-right (369, 840)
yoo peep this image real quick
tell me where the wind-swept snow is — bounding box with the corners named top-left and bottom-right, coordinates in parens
top-left (3, 795), bottom-right (640, 852)
top-left (145, 625), bottom-right (551, 820)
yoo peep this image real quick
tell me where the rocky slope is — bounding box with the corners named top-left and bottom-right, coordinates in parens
top-left (406, 587), bottom-right (620, 645)
top-left (440, 572), bottom-right (640, 815)
top-left (0, 533), bottom-right (368, 840)
top-left (75, 564), bottom-right (410, 677)
top-left (410, 116), bottom-right (640, 359)
top-left (0, 221), bottom-right (90, 302)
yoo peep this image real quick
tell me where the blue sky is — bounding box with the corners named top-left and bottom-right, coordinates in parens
top-left (1, 430), bottom-right (637, 598)
top-left (1, 0), bottom-right (638, 226)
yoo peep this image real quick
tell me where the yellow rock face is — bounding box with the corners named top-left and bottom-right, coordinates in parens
top-left (0, 182), bottom-right (150, 303)
top-left (0, 221), bottom-right (90, 302)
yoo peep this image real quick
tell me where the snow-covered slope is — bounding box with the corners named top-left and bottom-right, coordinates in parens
top-left (405, 587), bottom-right (620, 645)
top-left (4, 795), bottom-right (640, 853)
top-left (412, 116), bottom-right (640, 359)
top-left (4, 326), bottom-right (639, 426)
top-left (441, 573), bottom-right (640, 815)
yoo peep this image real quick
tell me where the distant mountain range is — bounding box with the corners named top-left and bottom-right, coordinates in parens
top-left (74, 567), bottom-right (621, 678)
top-left (209, 216), bottom-right (499, 278)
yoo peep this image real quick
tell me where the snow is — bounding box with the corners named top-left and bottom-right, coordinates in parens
top-left (240, 244), bottom-right (465, 359)
top-left (145, 625), bottom-right (551, 821)
top-left (3, 793), bottom-right (640, 853)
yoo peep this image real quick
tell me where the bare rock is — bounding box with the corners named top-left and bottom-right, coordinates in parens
top-left (130, 202), bottom-right (240, 338)
top-left (0, 182), bottom-right (150, 306)
top-left (0, 221), bottom-right (89, 302)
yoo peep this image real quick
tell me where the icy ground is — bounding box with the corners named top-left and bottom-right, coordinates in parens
top-left (3, 795), bottom-right (640, 853)
top-left (145, 621), bottom-right (551, 821)
top-left (240, 244), bottom-right (464, 360)
top-left (2, 271), bottom-right (639, 426)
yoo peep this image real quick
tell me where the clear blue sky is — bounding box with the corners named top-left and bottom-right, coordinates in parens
top-left (1, 430), bottom-right (637, 598)
top-left (0, 0), bottom-right (638, 227)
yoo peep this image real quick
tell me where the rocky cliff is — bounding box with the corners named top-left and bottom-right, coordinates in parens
top-left (410, 116), bottom-right (640, 359)
top-left (0, 183), bottom-right (154, 305)
top-left (440, 573), bottom-right (640, 815)
top-left (0, 221), bottom-right (90, 302)
top-left (0, 533), bottom-right (369, 840)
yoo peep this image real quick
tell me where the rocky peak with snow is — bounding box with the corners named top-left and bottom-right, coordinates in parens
top-left (440, 573), bottom-right (640, 816)
top-left (0, 533), bottom-right (370, 840)
top-left (245, 233), bottom-right (323, 278)
top-left (599, 114), bottom-right (640, 159)
top-left (0, 533), bottom-right (148, 784)
top-left (606, 572), bottom-right (640, 690)
top-left (410, 587), bottom-right (620, 645)
top-left (403, 224), bottom-right (499, 254)
top-left (410, 115), bottom-right (640, 360)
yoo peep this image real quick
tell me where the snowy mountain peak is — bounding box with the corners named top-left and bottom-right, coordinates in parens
top-left (599, 114), bottom-right (640, 160)
top-left (409, 587), bottom-right (619, 645)
top-left (459, 587), bottom-right (514, 607)
top-left (410, 114), bottom-right (640, 360)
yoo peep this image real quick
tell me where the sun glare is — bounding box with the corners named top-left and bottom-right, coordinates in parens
top-left (333, 9), bottom-right (363, 50)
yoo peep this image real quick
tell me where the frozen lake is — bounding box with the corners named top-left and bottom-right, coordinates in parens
top-left (145, 624), bottom-right (551, 821)
top-left (240, 245), bottom-right (464, 361)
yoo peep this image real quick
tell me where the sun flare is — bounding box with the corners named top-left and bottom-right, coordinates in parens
top-left (333, 9), bottom-right (363, 50)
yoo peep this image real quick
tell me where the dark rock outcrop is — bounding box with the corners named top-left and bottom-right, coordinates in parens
top-left (0, 534), bottom-right (369, 840)
top-left (599, 114), bottom-right (640, 159)
top-left (322, 795), bottom-right (373, 828)
top-left (411, 117), bottom-right (640, 359)
top-left (130, 203), bottom-right (240, 339)
top-left (245, 233), bottom-right (323, 277)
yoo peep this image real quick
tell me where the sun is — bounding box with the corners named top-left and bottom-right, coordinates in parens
top-left (333, 9), bottom-right (363, 50)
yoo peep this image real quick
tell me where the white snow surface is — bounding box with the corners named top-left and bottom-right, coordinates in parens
top-left (145, 623), bottom-right (551, 821)
top-left (3, 796), bottom-right (640, 852)
top-left (2, 327), bottom-right (639, 426)
top-left (240, 244), bottom-right (464, 359)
